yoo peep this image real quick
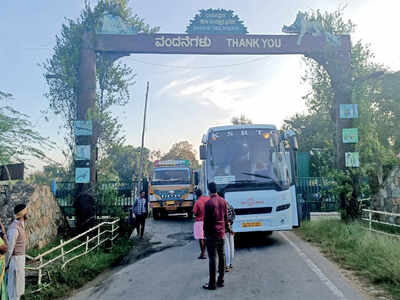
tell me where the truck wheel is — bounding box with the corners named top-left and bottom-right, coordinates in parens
top-left (160, 210), bottom-right (168, 219)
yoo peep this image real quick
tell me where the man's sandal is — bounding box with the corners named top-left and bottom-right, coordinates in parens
top-left (202, 284), bottom-right (216, 290)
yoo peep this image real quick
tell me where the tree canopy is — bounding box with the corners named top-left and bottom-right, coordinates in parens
top-left (283, 8), bottom-right (400, 214)
top-left (0, 91), bottom-right (52, 166)
top-left (28, 162), bottom-right (73, 184)
top-left (43, 0), bottom-right (159, 156)
top-left (231, 114), bottom-right (253, 125)
top-left (97, 144), bottom-right (153, 181)
top-left (161, 141), bottom-right (200, 169)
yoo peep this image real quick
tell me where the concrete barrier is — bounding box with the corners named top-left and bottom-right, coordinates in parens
top-left (310, 212), bottom-right (340, 221)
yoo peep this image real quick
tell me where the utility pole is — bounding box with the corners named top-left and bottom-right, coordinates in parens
top-left (138, 82), bottom-right (150, 193)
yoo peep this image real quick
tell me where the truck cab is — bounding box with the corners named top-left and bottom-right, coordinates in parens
top-left (149, 160), bottom-right (195, 219)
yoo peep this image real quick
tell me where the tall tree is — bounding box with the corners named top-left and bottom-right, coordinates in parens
top-left (231, 114), bottom-right (252, 125)
top-left (283, 112), bottom-right (335, 177)
top-left (28, 162), bottom-right (73, 185)
top-left (42, 0), bottom-right (159, 156)
top-left (0, 91), bottom-right (52, 165)
top-left (162, 141), bottom-right (199, 169)
top-left (97, 144), bottom-right (153, 181)
top-left (283, 8), bottom-right (400, 218)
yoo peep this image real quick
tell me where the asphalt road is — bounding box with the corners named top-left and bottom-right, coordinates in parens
top-left (70, 216), bottom-right (369, 300)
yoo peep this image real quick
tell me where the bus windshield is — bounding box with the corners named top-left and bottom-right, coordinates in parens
top-left (206, 129), bottom-right (290, 190)
top-left (152, 168), bottom-right (190, 185)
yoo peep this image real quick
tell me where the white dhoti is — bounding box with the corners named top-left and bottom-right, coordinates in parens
top-left (6, 219), bottom-right (26, 300)
top-left (7, 256), bottom-right (25, 300)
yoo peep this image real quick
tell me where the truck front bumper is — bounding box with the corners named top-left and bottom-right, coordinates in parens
top-left (150, 200), bottom-right (193, 211)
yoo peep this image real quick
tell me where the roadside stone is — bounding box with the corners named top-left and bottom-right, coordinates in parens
top-left (0, 182), bottom-right (67, 250)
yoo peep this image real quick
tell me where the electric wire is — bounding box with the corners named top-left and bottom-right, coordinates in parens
top-left (124, 56), bottom-right (269, 69)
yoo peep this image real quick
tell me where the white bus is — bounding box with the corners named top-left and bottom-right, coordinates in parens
top-left (198, 124), bottom-right (300, 233)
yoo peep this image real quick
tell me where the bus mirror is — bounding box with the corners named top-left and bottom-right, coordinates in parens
top-left (194, 171), bottom-right (199, 185)
top-left (289, 136), bottom-right (299, 150)
top-left (199, 145), bottom-right (207, 160)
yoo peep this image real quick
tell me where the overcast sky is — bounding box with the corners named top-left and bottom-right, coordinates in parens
top-left (1, 0), bottom-right (399, 168)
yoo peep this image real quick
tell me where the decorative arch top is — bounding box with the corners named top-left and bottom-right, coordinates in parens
top-left (186, 9), bottom-right (248, 35)
top-left (97, 13), bottom-right (139, 35)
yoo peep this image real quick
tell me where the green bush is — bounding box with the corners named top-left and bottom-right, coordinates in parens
top-left (298, 220), bottom-right (400, 299)
top-left (97, 187), bottom-right (126, 218)
top-left (24, 235), bottom-right (133, 300)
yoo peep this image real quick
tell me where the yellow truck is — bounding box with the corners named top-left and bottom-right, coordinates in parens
top-left (149, 160), bottom-right (197, 219)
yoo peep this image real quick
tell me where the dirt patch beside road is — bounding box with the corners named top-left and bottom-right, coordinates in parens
top-left (68, 217), bottom-right (194, 298)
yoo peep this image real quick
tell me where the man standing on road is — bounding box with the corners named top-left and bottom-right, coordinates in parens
top-left (203, 182), bottom-right (228, 290)
top-left (217, 191), bottom-right (235, 273)
top-left (193, 188), bottom-right (209, 259)
top-left (133, 191), bottom-right (148, 239)
top-left (6, 204), bottom-right (28, 300)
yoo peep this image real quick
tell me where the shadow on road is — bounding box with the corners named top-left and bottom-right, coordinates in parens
top-left (234, 232), bottom-right (282, 250)
top-left (152, 213), bottom-right (193, 223)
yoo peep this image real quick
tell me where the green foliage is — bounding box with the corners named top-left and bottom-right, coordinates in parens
top-left (283, 8), bottom-right (400, 200)
top-left (42, 0), bottom-right (159, 152)
top-left (0, 92), bottom-right (52, 165)
top-left (97, 144), bottom-right (153, 181)
top-left (25, 235), bottom-right (133, 300)
top-left (298, 220), bottom-right (400, 299)
top-left (27, 162), bottom-right (73, 185)
top-left (161, 141), bottom-right (200, 169)
top-left (283, 113), bottom-right (335, 177)
top-left (231, 114), bottom-right (253, 125)
top-left (97, 187), bottom-right (126, 218)
top-left (326, 169), bottom-right (360, 220)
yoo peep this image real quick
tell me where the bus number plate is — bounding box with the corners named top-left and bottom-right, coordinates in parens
top-left (242, 222), bottom-right (262, 228)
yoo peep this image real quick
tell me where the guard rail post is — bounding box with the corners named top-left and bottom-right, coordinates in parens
top-left (369, 210), bottom-right (372, 231)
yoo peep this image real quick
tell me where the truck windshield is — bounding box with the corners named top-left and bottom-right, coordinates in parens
top-left (152, 168), bottom-right (190, 185)
top-left (206, 129), bottom-right (290, 190)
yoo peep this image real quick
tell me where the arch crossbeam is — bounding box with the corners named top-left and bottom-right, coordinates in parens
top-left (95, 33), bottom-right (351, 56)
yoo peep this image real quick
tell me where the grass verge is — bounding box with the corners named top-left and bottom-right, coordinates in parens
top-left (23, 234), bottom-right (133, 300)
top-left (297, 220), bottom-right (400, 300)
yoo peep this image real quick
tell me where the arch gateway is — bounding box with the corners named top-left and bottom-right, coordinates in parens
top-left (74, 10), bottom-right (357, 200)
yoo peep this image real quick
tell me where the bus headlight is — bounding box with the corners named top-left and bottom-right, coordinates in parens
top-left (276, 203), bottom-right (290, 211)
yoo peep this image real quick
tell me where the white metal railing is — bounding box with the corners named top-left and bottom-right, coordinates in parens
top-left (25, 219), bottom-right (120, 286)
top-left (361, 209), bottom-right (400, 238)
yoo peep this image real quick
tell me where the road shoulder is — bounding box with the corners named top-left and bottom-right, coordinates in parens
top-left (291, 230), bottom-right (392, 300)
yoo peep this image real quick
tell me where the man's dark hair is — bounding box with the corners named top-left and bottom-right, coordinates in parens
top-left (140, 190), bottom-right (145, 194)
top-left (217, 191), bottom-right (225, 198)
top-left (195, 188), bottom-right (202, 197)
top-left (207, 182), bottom-right (217, 194)
top-left (14, 204), bottom-right (26, 214)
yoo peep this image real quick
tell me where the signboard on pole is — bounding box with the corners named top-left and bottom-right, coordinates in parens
top-left (340, 104), bottom-right (358, 119)
top-left (75, 145), bottom-right (91, 161)
top-left (75, 168), bottom-right (90, 183)
top-left (342, 128), bottom-right (358, 144)
top-left (74, 120), bottom-right (93, 136)
top-left (345, 152), bottom-right (360, 168)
